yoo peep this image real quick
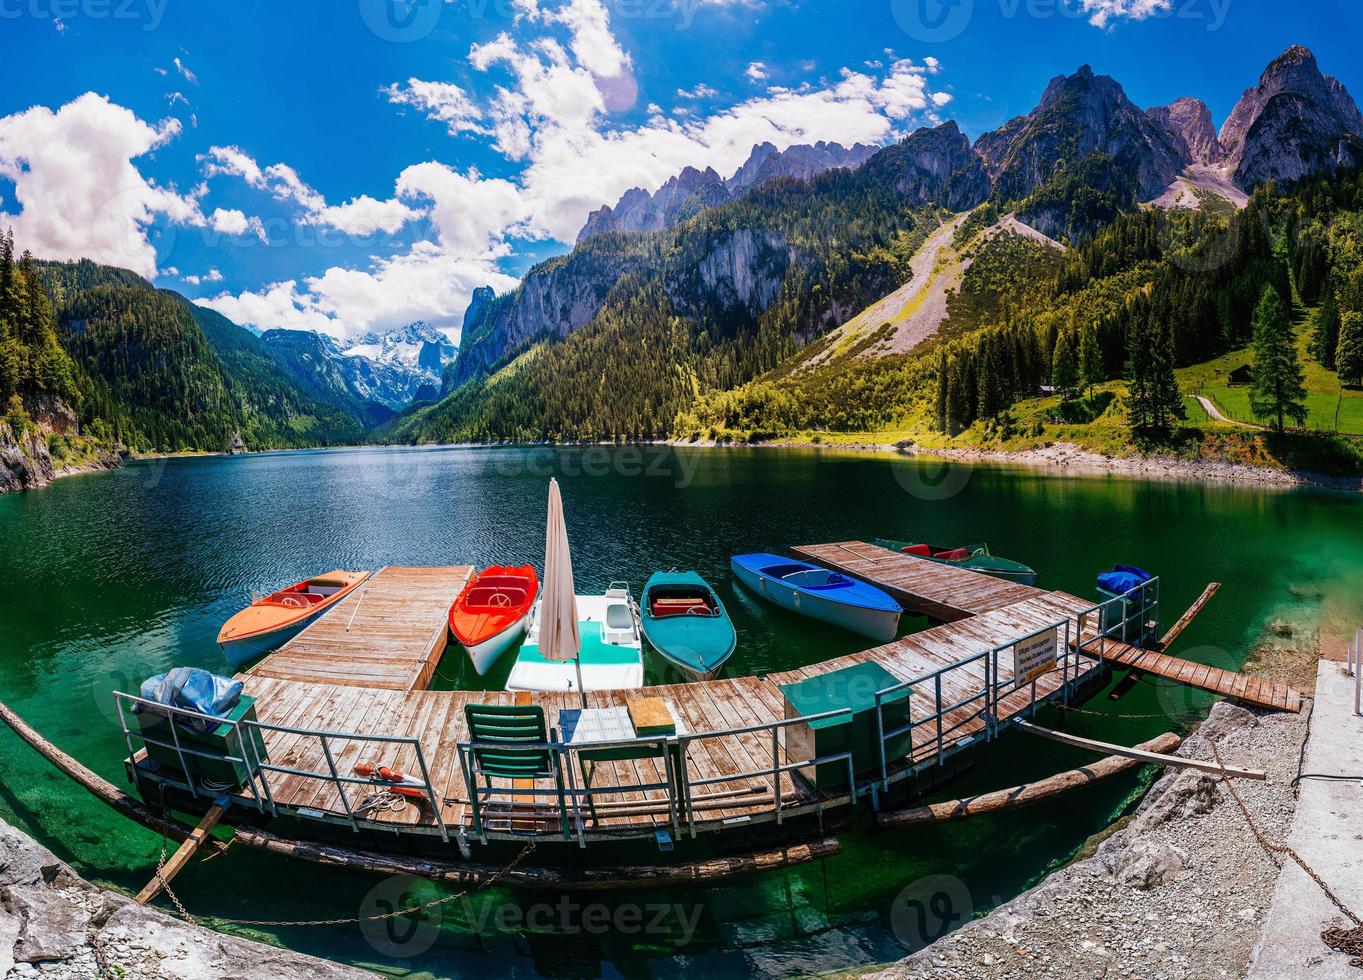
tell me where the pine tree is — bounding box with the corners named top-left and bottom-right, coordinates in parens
top-left (1148, 319), bottom-right (1184, 432)
top-left (1249, 286), bottom-right (1307, 431)
top-left (1311, 293), bottom-right (1341, 369)
top-left (1079, 323), bottom-right (1103, 399)
top-left (1051, 331), bottom-right (1078, 400)
top-left (1338, 311), bottom-right (1363, 387)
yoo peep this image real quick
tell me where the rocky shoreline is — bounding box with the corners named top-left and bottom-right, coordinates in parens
top-left (0, 814), bottom-right (370, 979)
top-left (870, 699), bottom-right (1311, 980)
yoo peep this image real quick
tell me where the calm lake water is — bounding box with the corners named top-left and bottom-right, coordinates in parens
top-left (1, 445), bottom-right (1360, 977)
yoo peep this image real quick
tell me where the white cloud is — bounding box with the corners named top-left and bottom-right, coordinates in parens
top-left (198, 146), bottom-right (326, 212)
top-left (313, 195), bottom-right (423, 236)
top-left (173, 56), bottom-right (198, 84)
top-left (1080, 0), bottom-right (1171, 27)
top-left (181, 267), bottom-right (223, 286)
top-left (746, 61), bottom-right (768, 82)
top-left (383, 79), bottom-right (483, 136)
top-left (0, 93), bottom-right (198, 277)
top-left (677, 84), bottom-right (719, 100)
top-left (209, 207), bottom-right (267, 241)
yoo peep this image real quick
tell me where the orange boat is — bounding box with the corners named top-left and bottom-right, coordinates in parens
top-left (217, 570), bottom-right (370, 668)
top-left (448, 565), bottom-right (539, 675)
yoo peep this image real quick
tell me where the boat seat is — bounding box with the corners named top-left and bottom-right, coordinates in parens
top-left (651, 598), bottom-right (711, 617)
top-left (465, 586), bottom-right (528, 608)
top-left (901, 544), bottom-right (932, 557)
top-left (936, 548), bottom-right (970, 561)
top-left (605, 604), bottom-right (634, 630)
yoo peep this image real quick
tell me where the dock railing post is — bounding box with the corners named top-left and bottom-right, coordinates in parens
top-left (1355, 627), bottom-right (1361, 717)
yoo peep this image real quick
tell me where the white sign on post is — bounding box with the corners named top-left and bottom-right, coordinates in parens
top-left (1014, 629), bottom-right (1059, 687)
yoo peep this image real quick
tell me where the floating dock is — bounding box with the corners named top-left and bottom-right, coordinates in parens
top-left (116, 545), bottom-right (1303, 854)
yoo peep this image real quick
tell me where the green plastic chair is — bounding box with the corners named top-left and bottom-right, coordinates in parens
top-left (463, 703), bottom-right (570, 840)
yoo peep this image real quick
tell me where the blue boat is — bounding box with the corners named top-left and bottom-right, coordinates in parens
top-left (730, 554), bottom-right (902, 643)
top-left (640, 571), bottom-right (738, 680)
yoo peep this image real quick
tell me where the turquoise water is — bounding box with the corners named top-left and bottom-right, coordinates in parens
top-left (1, 445), bottom-right (1359, 977)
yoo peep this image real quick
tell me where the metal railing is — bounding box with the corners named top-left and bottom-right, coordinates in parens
top-left (456, 708), bottom-right (858, 844)
top-left (114, 691), bottom-right (449, 842)
top-left (115, 579), bottom-right (1160, 846)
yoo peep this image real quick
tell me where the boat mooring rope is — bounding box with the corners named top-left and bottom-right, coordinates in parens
top-left (1208, 740), bottom-right (1363, 966)
top-left (148, 786), bottom-right (536, 929)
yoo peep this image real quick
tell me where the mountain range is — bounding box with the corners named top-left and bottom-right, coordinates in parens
top-left (258, 321), bottom-right (456, 425)
top-left (404, 44), bottom-right (1363, 444)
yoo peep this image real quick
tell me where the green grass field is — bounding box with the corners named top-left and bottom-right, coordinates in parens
top-left (1177, 307), bottom-right (1363, 434)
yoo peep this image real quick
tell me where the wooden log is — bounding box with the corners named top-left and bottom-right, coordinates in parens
top-left (136, 804), bottom-right (226, 904)
top-left (877, 733), bottom-right (1182, 828)
top-left (232, 826), bottom-right (840, 890)
top-left (0, 699), bottom-right (227, 856)
top-left (1012, 720), bottom-right (1266, 780)
top-left (1156, 583), bottom-right (1221, 651)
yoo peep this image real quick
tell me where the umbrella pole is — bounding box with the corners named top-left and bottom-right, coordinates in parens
top-left (574, 658), bottom-right (587, 709)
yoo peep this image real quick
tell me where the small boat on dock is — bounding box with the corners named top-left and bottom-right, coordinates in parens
top-left (217, 570), bottom-right (370, 668)
top-left (640, 571), bottom-right (737, 680)
top-left (505, 583), bottom-right (645, 693)
top-left (448, 565), bottom-right (539, 675)
top-left (730, 553), bottom-right (901, 642)
top-left (874, 539), bottom-right (1037, 586)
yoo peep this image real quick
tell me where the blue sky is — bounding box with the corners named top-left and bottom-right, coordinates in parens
top-left (0, 0), bottom-right (1357, 343)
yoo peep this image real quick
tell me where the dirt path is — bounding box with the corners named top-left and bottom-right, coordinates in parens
top-left (1196, 394), bottom-right (1261, 427)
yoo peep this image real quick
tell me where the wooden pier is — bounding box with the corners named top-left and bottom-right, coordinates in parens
top-left (793, 542), bottom-right (1304, 714)
top-left (245, 566), bottom-right (472, 691)
top-left (119, 546), bottom-right (1302, 852)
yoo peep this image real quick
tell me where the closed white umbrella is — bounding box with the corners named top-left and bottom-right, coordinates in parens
top-left (539, 478), bottom-right (585, 706)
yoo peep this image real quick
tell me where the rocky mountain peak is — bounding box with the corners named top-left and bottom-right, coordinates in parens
top-left (973, 64), bottom-right (1185, 215)
top-left (1148, 97), bottom-right (1225, 165)
top-left (1221, 44), bottom-right (1363, 190)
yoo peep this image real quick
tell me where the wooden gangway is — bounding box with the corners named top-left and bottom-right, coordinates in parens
top-left (245, 566), bottom-right (472, 691)
top-left (792, 542), bottom-right (1043, 621)
top-left (795, 541), bottom-right (1304, 713)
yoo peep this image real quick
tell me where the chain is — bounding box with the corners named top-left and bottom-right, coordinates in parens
top-left (1208, 740), bottom-right (1363, 967)
top-left (147, 784), bottom-right (536, 930)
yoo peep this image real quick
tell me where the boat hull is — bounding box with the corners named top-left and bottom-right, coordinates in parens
top-left (461, 615), bottom-right (530, 676)
top-left (731, 557), bottom-right (900, 643)
top-left (219, 615), bottom-right (317, 669)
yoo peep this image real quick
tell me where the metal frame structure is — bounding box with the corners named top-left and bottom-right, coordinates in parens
top-left (116, 579), bottom-right (1159, 849)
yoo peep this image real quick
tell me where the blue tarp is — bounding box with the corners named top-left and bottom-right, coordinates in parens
top-left (137, 667), bottom-right (243, 733)
top-left (1097, 564), bottom-right (1153, 596)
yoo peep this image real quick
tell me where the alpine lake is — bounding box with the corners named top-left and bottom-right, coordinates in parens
top-left (2, 444), bottom-right (1360, 977)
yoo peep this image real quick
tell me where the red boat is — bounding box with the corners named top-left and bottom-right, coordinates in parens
top-left (448, 565), bottom-right (539, 675)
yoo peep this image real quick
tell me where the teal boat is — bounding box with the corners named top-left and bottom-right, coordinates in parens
top-left (640, 571), bottom-right (738, 680)
top-left (873, 539), bottom-right (1038, 586)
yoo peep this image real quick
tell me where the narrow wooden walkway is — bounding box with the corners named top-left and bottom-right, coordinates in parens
top-left (792, 542), bottom-right (1042, 621)
top-left (245, 566), bottom-right (472, 691)
top-left (795, 541), bottom-right (1303, 713)
top-left (1102, 642), bottom-right (1304, 712)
